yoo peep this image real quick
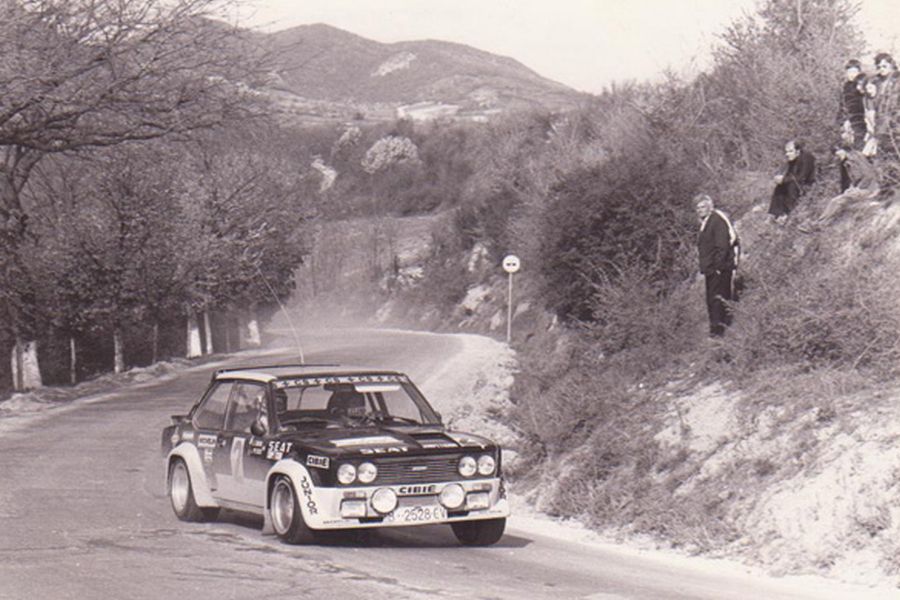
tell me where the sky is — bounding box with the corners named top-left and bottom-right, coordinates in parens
top-left (235, 0), bottom-right (900, 94)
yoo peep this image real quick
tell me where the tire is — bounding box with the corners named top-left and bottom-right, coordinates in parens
top-left (451, 517), bottom-right (506, 546)
top-left (168, 458), bottom-right (219, 522)
top-left (270, 476), bottom-right (317, 544)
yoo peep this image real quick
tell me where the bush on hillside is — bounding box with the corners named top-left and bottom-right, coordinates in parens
top-left (728, 227), bottom-right (900, 379)
top-left (538, 143), bottom-right (702, 323)
top-left (453, 185), bottom-right (521, 258)
top-left (702, 0), bottom-right (861, 169)
top-left (512, 270), bottom-right (705, 461)
top-left (586, 258), bottom-right (705, 366)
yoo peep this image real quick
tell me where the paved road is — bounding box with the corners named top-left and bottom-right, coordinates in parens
top-left (0, 328), bottom-right (889, 600)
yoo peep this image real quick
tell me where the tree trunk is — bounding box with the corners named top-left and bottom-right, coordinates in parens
top-left (203, 310), bottom-right (214, 355)
top-left (10, 338), bottom-right (42, 391)
top-left (151, 322), bottom-right (160, 364)
top-left (236, 312), bottom-right (246, 349)
top-left (12, 335), bottom-right (24, 391)
top-left (224, 313), bottom-right (232, 353)
top-left (69, 336), bottom-right (77, 385)
top-left (239, 308), bottom-right (261, 349)
top-left (186, 311), bottom-right (202, 358)
top-left (113, 327), bottom-right (125, 374)
top-left (310, 255), bottom-right (319, 298)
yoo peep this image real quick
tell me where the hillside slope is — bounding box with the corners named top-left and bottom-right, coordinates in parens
top-left (298, 176), bottom-right (900, 589)
top-left (515, 180), bottom-right (900, 588)
top-left (264, 23), bottom-right (583, 116)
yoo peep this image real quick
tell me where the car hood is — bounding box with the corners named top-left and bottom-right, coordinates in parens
top-left (277, 425), bottom-right (495, 456)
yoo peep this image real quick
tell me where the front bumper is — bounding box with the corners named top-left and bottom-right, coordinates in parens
top-left (300, 477), bottom-right (509, 530)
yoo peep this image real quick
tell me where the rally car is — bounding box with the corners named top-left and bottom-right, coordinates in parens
top-left (161, 364), bottom-right (508, 546)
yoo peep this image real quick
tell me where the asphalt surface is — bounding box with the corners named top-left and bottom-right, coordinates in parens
top-left (0, 328), bottom-right (890, 600)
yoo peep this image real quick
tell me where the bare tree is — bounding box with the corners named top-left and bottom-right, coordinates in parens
top-left (0, 0), bottom-right (267, 388)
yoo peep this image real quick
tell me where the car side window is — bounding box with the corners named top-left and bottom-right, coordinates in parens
top-left (194, 382), bottom-right (232, 430)
top-left (227, 382), bottom-right (265, 433)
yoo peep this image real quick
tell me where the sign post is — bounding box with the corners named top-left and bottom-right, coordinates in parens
top-left (502, 255), bottom-right (520, 345)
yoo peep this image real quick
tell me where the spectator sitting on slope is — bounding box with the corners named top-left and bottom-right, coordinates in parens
top-left (768, 139), bottom-right (816, 225)
top-left (798, 142), bottom-right (880, 232)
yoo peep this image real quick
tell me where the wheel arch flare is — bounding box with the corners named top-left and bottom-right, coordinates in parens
top-left (263, 459), bottom-right (320, 533)
top-left (166, 442), bottom-right (218, 508)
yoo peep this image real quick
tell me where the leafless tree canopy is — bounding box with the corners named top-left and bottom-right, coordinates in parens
top-left (0, 0), bottom-right (266, 221)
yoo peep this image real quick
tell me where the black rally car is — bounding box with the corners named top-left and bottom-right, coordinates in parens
top-left (161, 364), bottom-right (508, 545)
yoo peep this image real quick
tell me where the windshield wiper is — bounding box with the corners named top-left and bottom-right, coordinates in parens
top-left (380, 415), bottom-right (421, 425)
top-left (281, 416), bottom-right (335, 428)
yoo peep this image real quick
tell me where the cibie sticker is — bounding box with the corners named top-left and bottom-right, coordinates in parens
top-left (266, 441), bottom-right (293, 460)
top-left (306, 455), bottom-right (330, 470)
top-left (197, 434), bottom-right (217, 449)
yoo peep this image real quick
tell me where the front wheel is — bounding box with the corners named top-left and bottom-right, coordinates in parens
top-left (270, 476), bottom-right (317, 544)
top-left (168, 459), bottom-right (219, 522)
top-left (450, 517), bottom-right (506, 546)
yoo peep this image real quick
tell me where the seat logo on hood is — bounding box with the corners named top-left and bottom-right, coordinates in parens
top-left (332, 436), bottom-right (409, 454)
top-left (332, 436), bottom-right (402, 447)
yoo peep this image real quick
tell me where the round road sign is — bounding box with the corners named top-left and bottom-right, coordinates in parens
top-left (502, 255), bottom-right (520, 274)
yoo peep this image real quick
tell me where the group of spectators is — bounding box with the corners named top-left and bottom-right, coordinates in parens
top-left (766, 53), bottom-right (899, 226)
top-left (695, 52), bottom-right (899, 337)
top-left (839, 53), bottom-right (899, 164)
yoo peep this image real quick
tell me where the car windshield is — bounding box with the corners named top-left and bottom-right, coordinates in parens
top-left (272, 374), bottom-right (440, 431)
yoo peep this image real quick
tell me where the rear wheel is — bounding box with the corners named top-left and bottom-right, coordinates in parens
top-left (451, 517), bottom-right (506, 546)
top-left (168, 459), bottom-right (219, 522)
top-left (270, 476), bottom-right (317, 544)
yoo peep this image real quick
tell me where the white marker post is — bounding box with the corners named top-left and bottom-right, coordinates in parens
top-left (502, 255), bottom-right (520, 344)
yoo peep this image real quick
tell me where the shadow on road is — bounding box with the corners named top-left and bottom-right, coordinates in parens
top-left (214, 509), bottom-right (532, 550)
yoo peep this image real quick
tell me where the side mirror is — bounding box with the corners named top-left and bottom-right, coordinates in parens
top-left (250, 417), bottom-right (267, 437)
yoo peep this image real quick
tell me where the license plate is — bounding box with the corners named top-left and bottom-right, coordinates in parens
top-left (390, 505), bottom-right (447, 524)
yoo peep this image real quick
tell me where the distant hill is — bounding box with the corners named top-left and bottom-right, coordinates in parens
top-left (261, 23), bottom-right (585, 122)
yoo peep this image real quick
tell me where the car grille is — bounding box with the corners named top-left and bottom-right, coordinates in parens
top-left (374, 454), bottom-right (462, 484)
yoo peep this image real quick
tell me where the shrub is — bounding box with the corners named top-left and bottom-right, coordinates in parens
top-left (728, 232), bottom-right (900, 379)
top-left (538, 143), bottom-right (701, 323)
top-left (585, 256), bottom-right (704, 365)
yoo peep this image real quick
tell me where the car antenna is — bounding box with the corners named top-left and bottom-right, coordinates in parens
top-left (255, 265), bottom-right (305, 364)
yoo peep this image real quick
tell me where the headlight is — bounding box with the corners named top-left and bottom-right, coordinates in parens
top-left (458, 456), bottom-right (477, 477)
top-left (337, 463), bottom-right (357, 484)
top-left (357, 462), bottom-right (377, 484)
top-left (478, 454), bottom-right (497, 475)
top-left (477, 455), bottom-right (496, 476)
top-left (371, 488), bottom-right (398, 514)
top-left (439, 483), bottom-right (466, 509)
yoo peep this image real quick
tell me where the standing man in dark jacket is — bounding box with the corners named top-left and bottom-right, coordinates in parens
top-left (767, 139), bottom-right (816, 223)
top-left (696, 194), bottom-right (738, 337)
top-left (872, 52), bottom-right (899, 188)
top-left (838, 59), bottom-right (867, 147)
top-left (838, 59), bottom-right (867, 189)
